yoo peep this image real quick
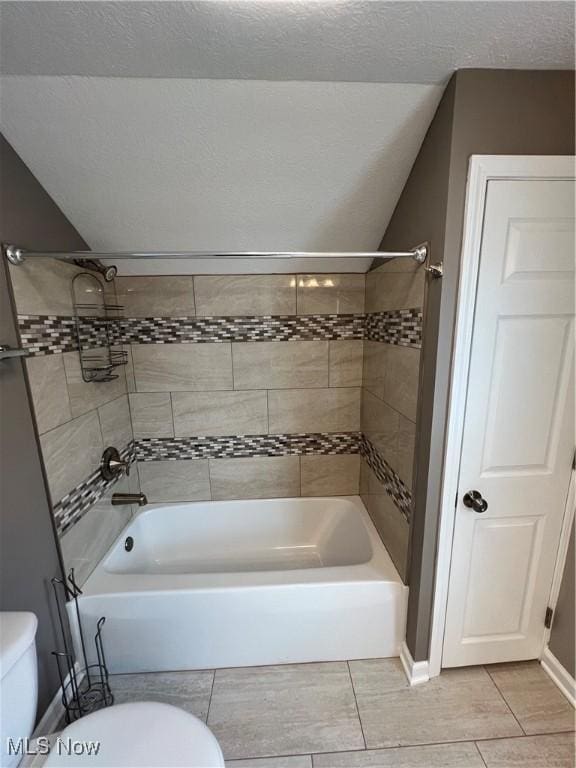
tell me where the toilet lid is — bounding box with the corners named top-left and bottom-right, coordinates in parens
top-left (43, 702), bottom-right (224, 767)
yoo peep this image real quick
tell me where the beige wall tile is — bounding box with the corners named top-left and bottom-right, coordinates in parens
top-left (115, 276), bottom-right (195, 317)
top-left (132, 343), bottom-right (233, 392)
top-left (297, 274), bottom-right (365, 314)
top-left (172, 391), bottom-right (268, 437)
top-left (329, 341), bottom-right (363, 387)
top-left (63, 350), bottom-right (127, 418)
top-left (138, 460), bottom-right (210, 502)
top-left (232, 341), bottom-right (328, 390)
top-left (195, 275), bottom-right (296, 317)
top-left (209, 456), bottom-right (300, 500)
top-left (370, 255), bottom-right (423, 274)
top-left (129, 393), bottom-right (174, 438)
top-left (301, 455), bottom-right (360, 496)
top-left (362, 341), bottom-right (387, 400)
top-left (269, 388), bottom-right (360, 434)
top-left (361, 461), bottom-right (409, 581)
top-left (60, 474), bottom-right (134, 584)
top-left (365, 270), bottom-right (425, 313)
top-left (26, 354), bottom-right (72, 435)
top-left (361, 390), bottom-right (399, 470)
top-left (384, 345), bottom-right (420, 422)
top-left (9, 258), bottom-right (83, 315)
top-left (40, 411), bottom-right (103, 504)
top-left (397, 415), bottom-right (416, 490)
top-left (98, 395), bottom-right (133, 447)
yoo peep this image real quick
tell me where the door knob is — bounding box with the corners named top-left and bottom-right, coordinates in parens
top-left (463, 490), bottom-right (488, 513)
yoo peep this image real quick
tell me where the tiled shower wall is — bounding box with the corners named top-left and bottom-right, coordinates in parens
top-left (117, 273), bottom-right (365, 503)
top-left (9, 258), bottom-right (138, 585)
top-left (361, 259), bottom-right (424, 580)
top-left (10, 258), bottom-right (423, 586)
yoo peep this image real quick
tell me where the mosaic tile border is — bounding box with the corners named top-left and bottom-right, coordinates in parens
top-left (365, 308), bottom-right (422, 347)
top-left (135, 432), bottom-right (362, 461)
top-left (360, 435), bottom-right (413, 522)
top-left (112, 315), bottom-right (366, 344)
top-left (19, 308), bottom-right (422, 356)
top-left (53, 432), bottom-right (411, 537)
top-left (18, 315), bottom-right (78, 356)
top-left (53, 444), bottom-right (135, 536)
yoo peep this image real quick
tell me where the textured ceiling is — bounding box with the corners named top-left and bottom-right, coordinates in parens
top-left (0, 1), bottom-right (573, 274)
top-left (1, 1), bottom-right (573, 83)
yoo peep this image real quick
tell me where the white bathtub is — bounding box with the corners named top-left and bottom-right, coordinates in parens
top-left (71, 496), bottom-right (408, 673)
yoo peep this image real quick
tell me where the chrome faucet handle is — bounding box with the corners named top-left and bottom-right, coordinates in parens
top-left (100, 446), bottom-right (130, 480)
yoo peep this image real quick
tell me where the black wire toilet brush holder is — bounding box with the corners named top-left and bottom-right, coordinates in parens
top-left (51, 569), bottom-right (114, 723)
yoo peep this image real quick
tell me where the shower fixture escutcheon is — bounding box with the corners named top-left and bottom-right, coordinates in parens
top-left (100, 446), bottom-right (130, 480)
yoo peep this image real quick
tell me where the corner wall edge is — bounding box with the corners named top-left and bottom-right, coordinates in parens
top-left (400, 640), bottom-right (430, 686)
top-left (540, 645), bottom-right (576, 708)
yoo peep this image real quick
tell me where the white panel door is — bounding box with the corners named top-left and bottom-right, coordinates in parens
top-left (443, 178), bottom-right (575, 667)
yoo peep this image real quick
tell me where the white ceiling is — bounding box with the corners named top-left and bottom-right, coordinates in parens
top-left (1, 1), bottom-right (573, 83)
top-left (0, 77), bottom-right (442, 273)
top-left (0, 2), bottom-right (573, 274)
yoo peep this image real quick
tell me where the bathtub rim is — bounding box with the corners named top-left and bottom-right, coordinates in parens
top-left (79, 495), bottom-right (405, 597)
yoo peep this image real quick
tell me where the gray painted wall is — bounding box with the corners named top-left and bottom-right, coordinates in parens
top-left (0, 134), bottom-right (89, 716)
top-left (550, 521), bottom-right (575, 678)
top-left (379, 70), bottom-right (575, 661)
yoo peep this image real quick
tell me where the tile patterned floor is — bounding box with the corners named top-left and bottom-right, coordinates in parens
top-left (108, 659), bottom-right (575, 767)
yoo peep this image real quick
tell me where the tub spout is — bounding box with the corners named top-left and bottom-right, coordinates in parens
top-left (111, 492), bottom-right (148, 506)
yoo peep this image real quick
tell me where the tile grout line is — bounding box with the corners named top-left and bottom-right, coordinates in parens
top-left (346, 661), bottom-right (368, 751)
top-left (205, 669), bottom-right (217, 725)
top-left (225, 730), bottom-right (576, 765)
top-left (295, 275), bottom-right (299, 316)
top-left (207, 455), bottom-right (214, 502)
top-left (473, 740), bottom-right (489, 768)
top-left (483, 666), bottom-right (527, 736)
top-left (190, 276), bottom-right (197, 318)
top-left (169, 392), bottom-right (177, 438)
top-left (230, 341), bottom-right (236, 392)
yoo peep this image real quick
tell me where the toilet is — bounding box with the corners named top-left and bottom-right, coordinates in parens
top-left (0, 612), bottom-right (225, 767)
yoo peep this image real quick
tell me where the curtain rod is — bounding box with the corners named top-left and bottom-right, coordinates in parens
top-left (4, 245), bottom-right (428, 265)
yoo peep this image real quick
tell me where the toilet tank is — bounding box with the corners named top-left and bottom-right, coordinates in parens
top-left (0, 613), bottom-right (39, 768)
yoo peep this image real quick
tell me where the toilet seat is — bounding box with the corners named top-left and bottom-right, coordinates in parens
top-left (43, 701), bottom-right (224, 767)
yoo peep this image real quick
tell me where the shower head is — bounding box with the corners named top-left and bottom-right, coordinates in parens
top-left (74, 258), bottom-right (117, 282)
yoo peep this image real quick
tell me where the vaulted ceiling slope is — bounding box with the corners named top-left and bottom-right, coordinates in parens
top-left (0, 2), bottom-right (573, 274)
top-left (0, 77), bottom-right (443, 272)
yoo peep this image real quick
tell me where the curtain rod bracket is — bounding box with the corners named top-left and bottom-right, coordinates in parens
top-left (4, 244), bottom-right (26, 266)
top-left (411, 244), bottom-right (428, 264)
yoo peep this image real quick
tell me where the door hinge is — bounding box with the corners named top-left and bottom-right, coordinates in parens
top-left (544, 606), bottom-right (554, 629)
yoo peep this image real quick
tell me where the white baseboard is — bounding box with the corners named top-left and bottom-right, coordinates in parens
top-left (540, 646), bottom-right (576, 708)
top-left (400, 641), bottom-right (430, 686)
top-left (32, 663), bottom-right (84, 738)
